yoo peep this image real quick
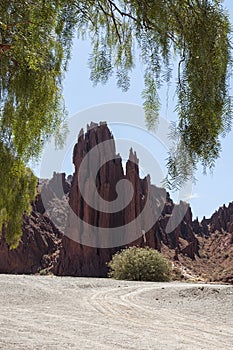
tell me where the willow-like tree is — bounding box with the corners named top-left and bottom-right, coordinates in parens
top-left (78, 0), bottom-right (232, 187)
top-left (0, 0), bottom-right (232, 246)
top-left (0, 0), bottom-right (76, 246)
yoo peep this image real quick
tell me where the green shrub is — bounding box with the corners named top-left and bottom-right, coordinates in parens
top-left (107, 246), bottom-right (172, 282)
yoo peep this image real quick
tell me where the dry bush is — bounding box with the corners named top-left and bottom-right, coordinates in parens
top-left (108, 246), bottom-right (172, 282)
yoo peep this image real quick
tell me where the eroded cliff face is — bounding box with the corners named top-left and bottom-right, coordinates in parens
top-left (195, 202), bottom-right (233, 235)
top-left (191, 204), bottom-right (233, 283)
top-left (0, 199), bottom-right (62, 275)
top-left (193, 202), bottom-right (233, 264)
top-left (0, 173), bottom-right (70, 275)
top-left (0, 122), bottom-right (232, 281)
top-left (56, 122), bottom-right (198, 277)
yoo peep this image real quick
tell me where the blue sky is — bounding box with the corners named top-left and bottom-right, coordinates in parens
top-left (56, 1), bottom-right (233, 220)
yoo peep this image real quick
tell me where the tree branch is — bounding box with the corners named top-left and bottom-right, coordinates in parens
top-left (0, 21), bottom-right (33, 30)
top-left (0, 44), bottom-right (14, 53)
top-left (107, 0), bottom-right (178, 44)
top-left (108, 0), bottom-right (122, 43)
top-left (178, 46), bottom-right (186, 88)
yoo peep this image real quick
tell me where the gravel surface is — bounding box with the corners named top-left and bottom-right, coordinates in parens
top-left (0, 275), bottom-right (232, 350)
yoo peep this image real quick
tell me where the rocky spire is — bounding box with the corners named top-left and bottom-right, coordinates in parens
top-left (57, 123), bottom-right (199, 276)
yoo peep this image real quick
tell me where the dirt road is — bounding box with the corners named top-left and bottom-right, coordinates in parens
top-left (0, 275), bottom-right (232, 349)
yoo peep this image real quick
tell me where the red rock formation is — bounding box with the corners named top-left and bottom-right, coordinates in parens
top-left (56, 122), bottom-right (126, 276)
top-left (0, 174), bottom-right (69, 275)
top-left (0, 209), bottom-right (62, 275)
top-left (57, 122), bottom-right (198, 276)
top-left (191, 202), bottom-right (233, 283)
top-left (0, 122), bottom-right (208, 277)
top-left (193, 201), bottom-right (233, 237)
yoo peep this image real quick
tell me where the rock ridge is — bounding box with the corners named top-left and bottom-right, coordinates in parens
top-left (0, 122), bottom-right (232, 282)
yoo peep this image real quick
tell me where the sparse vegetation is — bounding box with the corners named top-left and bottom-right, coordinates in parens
top-left (38, 268), bottom-right (49, 276)
top-left (107, 246), bottom-right (172, 282)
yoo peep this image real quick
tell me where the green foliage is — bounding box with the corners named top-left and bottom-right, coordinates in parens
top-left (0, 0), bottom-right (76, 246)
top-left (0, 143), bottom-right (37, 247)
top-left (75, 0), bottom-right (232, 187)
top-left (108, 246), bottom-right (172, 282)
top-left (0, 0), bottom-right (76, 160)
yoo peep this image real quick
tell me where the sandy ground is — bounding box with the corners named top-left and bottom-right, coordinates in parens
top-left (0, 275), bottom-right (232, 350)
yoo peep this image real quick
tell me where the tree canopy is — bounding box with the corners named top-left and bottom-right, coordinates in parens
top-left (0, 0), bottom-right (76, 245)
top-left (0, 0), bottom-right (232, 245)
top-left (80, 0), bottom-right (232, 187)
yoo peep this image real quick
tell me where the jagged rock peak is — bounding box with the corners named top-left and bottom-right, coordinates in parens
top-left (85, 121), bottom-right (113, 143)
top-left (1, 121), bottom-right (222, 279)
top-left (72, 122), bottom-right (117, 173)
top-left (78, 128), bottom-right (84, 141)
top-left (202, 201), bottom-right (233, 234)
top-left (128, 147), bottom-right (139, 164)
